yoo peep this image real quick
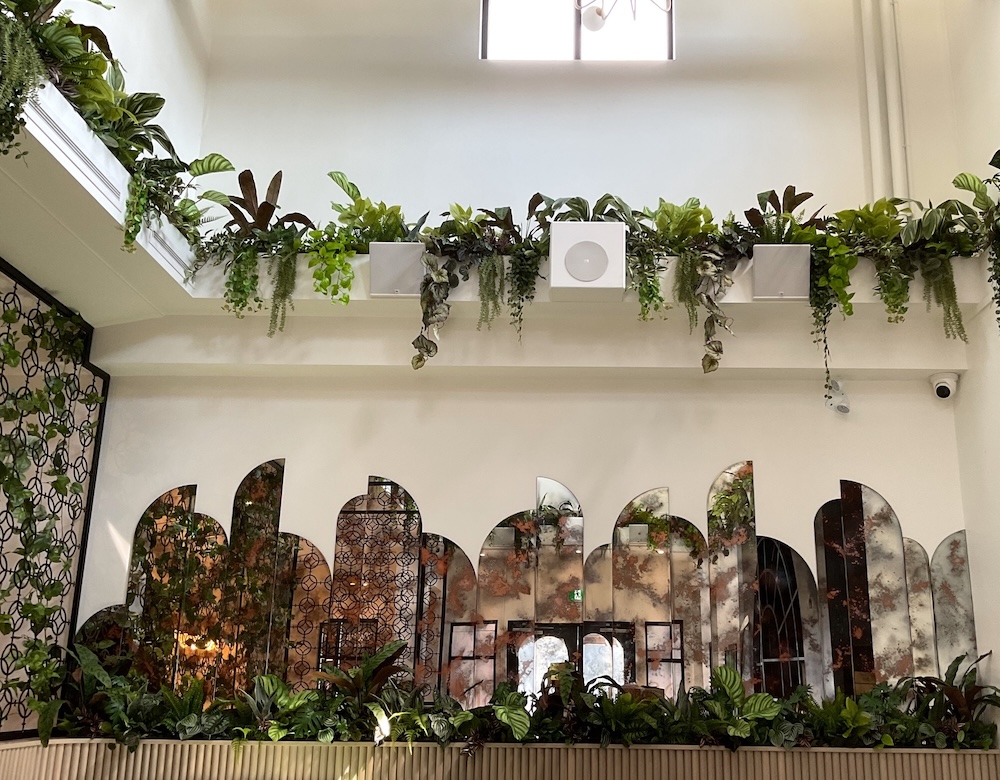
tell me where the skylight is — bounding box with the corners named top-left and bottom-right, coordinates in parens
top-left (481, 0), bottom-right (674, 62)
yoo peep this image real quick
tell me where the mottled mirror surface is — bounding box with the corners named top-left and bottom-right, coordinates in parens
top-left (857, 484), bottom-right (914, 681)
top-left (477, 510), bottom-right (536, 697)
top-left (931, 530), bottom-right (977, 668)
top-left (903, 538), bottom-right (938, 676)
top-left (707, 462), bottom-right (757, 677)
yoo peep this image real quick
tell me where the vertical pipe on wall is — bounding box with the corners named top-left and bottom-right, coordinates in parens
top-left (879, 0), bottom-right (911, 197)
top-left (857, 0), bottom-right (892, 199)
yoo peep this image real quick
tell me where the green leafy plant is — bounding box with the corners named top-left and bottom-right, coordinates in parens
top-left (123, 153), bottom-right (234, 251)
top-left (161, 677), bottom-right (233, 741)
top-left (647, 198), bottom-right (739, 372)
top-left (809, 232), bottom-right (858, 394)
top-left (193, 170), bottom-right (314, 335)
top-left (832, 199), bottom-right (909, 322)
top-left (0, 9), bottom-right (45, 157)
top-left (315, 639), bottom-right (410, 740)
top-left (899, 198), bottom-right (981, 342)
top-left (412, 203), bottom-right (496, 369)
top-left (953, 150), bottom-right (1000, 328)
top-left (741, 186), bottom-right (823, 245)
top-left (695, 665), bottom-right (782, 747)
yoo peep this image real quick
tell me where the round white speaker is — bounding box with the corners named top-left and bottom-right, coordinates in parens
top-left (564, 240), bottom-right (609, 283)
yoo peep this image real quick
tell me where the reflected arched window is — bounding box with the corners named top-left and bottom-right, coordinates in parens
top-left (754, 537), bottom-right (805, 697)
top-left (583, 633), bottom-right (625, 688)
top-left (517, 634), bottom-right (569, 696)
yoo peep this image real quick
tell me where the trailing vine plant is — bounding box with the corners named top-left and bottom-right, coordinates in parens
top-left (0, 5), bottom-right (45, 157)
top-left (899, 198), bottom-right (981, 342)
top-left (122, 153), bottom-right (234, 252)
top-left (191, 170), bottom-right (314, 336)
top-left (952, 150), bottom-right (1000, 328)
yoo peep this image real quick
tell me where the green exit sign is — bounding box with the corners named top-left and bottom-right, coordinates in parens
top-left (568, 589), bottom-right (583, 603)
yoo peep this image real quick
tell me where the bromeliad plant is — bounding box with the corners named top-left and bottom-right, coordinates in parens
top-left (192, 170), bottom-right (315, 336)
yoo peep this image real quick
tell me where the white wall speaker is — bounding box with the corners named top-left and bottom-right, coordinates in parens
top-left (751, 244), bottom-right (811, 301)
top-left (369, 242), bottom-right (426, 297)
top-left (549, 221), bottom-right (626, 301)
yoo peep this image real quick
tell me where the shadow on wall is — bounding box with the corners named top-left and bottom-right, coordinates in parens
top-left (78, 461), bottom-right (977, 704)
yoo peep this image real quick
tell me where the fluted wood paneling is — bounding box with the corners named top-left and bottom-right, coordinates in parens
top-left (0, 740), bottom-right (997, 780)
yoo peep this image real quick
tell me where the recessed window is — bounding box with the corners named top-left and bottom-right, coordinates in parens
top-left (481, 0), bottom-right (674, 62)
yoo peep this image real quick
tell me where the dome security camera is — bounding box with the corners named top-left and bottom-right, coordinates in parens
top-left (930, 372), bottom-right (959, 400)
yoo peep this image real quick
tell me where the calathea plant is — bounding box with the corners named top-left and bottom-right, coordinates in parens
top-left (898, 197), bottom-right (982, 342)
top-left (123, 153), bottom-right (234, 252)
top-left (0, 0), bottom-right (111, 156)
top-left (192, 170), bottom-right (314, 336)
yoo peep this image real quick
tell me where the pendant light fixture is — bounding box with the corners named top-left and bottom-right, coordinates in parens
top-left (577, 0), bottom-right (673, 32)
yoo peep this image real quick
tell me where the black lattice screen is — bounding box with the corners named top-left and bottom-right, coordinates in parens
top-left (0, 258), bottom-right (108, 738)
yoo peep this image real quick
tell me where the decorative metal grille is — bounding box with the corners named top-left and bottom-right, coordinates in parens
top-left (0, 258), bottom-right (108, 738)
top-left (329, 477), bottom-right (421, 668)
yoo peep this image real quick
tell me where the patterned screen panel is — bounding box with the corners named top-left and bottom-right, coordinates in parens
top-left (0, 260), bottom-right (108, 738)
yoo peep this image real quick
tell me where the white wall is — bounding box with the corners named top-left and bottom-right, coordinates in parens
top-left (78, 372), bottom-right (966, 625)
top-left (61, 0), bottom-right (209, 162)
top-left (942, 0), bottom-right (1000, 174)
top-left (954, 305), bottom-right (1000, 683)
top-left (197, 0), bottom-right (871, 223)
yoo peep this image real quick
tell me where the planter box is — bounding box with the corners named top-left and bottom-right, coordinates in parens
top-left (369, 242), bottom-right (426, 297)
top-left (751, 243), bottom-right (811, 301)
top-left (549, 222), bottom-right (626, 301)
top-left (0, 739), bottom-right (996, 780)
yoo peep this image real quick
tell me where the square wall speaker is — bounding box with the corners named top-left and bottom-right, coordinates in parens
top-left (549, 221), bottom-right (626, 301)
top-left (751, 243), bottom-right (811, 301)
top-left (369, 242), bottom-right (426, 297)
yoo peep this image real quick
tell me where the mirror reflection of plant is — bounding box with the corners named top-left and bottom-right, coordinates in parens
top-left (192, 170), bottom-right (314, 336)
top-left (707, 462), bottom-right (754, 563)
